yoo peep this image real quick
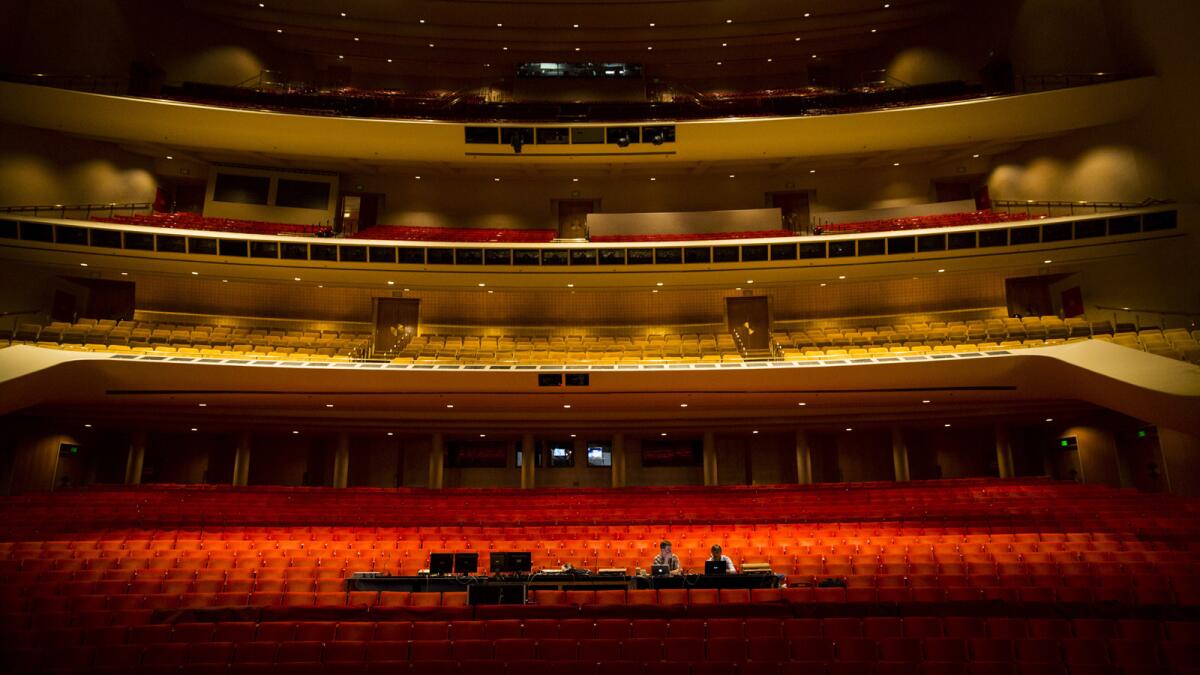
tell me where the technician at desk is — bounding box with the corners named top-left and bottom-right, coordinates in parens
top-left (708, 544), bottom-right (737, 573)
top-left (652, 540), bottom-right (682, 575)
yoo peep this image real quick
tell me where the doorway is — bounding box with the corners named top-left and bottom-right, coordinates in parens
top-left (768, 191), bottom-right (811, 234)
top-left (556, 199), bottom-right (597, 240)
top-left (337, 193), bottom-right (382, 235)
top-left (156, 178), bottom-right (207, 214)
top-left (932, 176), bottom-right (991, 210)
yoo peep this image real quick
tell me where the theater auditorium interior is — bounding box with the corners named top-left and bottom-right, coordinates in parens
top-left (1, 0), bottom-right (1199, 673)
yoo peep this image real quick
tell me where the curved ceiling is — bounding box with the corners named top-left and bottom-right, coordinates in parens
top-left (178, 0), bottom-right (969, 81)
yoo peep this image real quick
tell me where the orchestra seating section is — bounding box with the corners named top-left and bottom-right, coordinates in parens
top-left (818, 211), bottom-right (1023, 235)
top-left (94, 213), bottom-right (330, 237)
top-left (1, 480), bottom-right (1199, 673)
top-left (5, 314), bottom-right (1200, 365)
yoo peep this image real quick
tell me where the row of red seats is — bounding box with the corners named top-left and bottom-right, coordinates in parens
top-left (589, 230), bottom-right (793, 243)
top-left (94, 214), bottom-right (328, 236)
top-left (820, 211), bottom-right (1021, 235)
top-left (11, 616), bottom-right (1198, 644)
top-left (6, 579), bottom-right (1200, 618)
top-left (11, 636), bottom-right (1199, 674)
top-left (353, 225), bottom-right (557, 243)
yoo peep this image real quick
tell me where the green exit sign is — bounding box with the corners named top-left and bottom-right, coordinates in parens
top-left (1060, 439), bottom-right (1070, 447)
top-left (1137, 430), bottom-right (1148, 438)
top-left (58, 443), bottom-right (80, 456)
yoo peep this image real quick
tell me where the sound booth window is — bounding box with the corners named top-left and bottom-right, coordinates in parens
top-left (641, 439), bottom-right (702, 467)
top-left (212, 173), bottom-right (270, 205)
top-left (587, 442), bottom-right (612, 467)
top-left (547, 441), bottom-right (574, 467)
top-left (275, 179), bottom-right (331, 210)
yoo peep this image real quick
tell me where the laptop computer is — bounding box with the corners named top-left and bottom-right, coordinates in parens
top-left (651, 564), bottom-right (670, 577)
top-left (704, 560), bottom-right (728, 575)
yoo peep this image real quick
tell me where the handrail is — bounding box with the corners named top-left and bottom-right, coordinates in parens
top-left (0, 202), bottom-right (153, 219)
top-left (0, 309), bottom-right (42, 318)
top-left (992, 199), bottom-right (1171, 218)
top-left (1095, 305), bottom-right (1200, 318)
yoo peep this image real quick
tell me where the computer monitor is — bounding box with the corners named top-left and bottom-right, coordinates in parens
top-left (454, 552), bottom-right (478, 574)
top-left (651, 564), bottom-right (670, 577)
top-left (429, 553), bottom-right (454, 575)
top-left (507, 551), bottom-right (532, 573)
top-left (489, 552), bottom-right (508, 574)
top-left (704, 560), bottom-right (727, 575)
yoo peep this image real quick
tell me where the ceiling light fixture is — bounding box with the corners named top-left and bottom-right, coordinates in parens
top-left (340, 11), bottom-right (346, 17)
top-left (798, 402), bottom-right (807, 406)
top-left (293, 276), bottom-right (301, 281)
top-left (680, 403), bottom-right (688, 408)
top-left (446, 404), bottom-right (454, 408)
top-left (937, 269), bottom-right (945, 273)
top-left (1043, 259), bottom-right (1052, 264)
top-left (972, 153), bottom-right (980, 158)
top-left (120, 272), bottom-right (128, 276)
top-left (387, 281), bottom-right (394, 285)
top-left (563, 404), bottom-right (571, 409)
top-left (387, 432), bottom-right (394, 436)
top-left (752, 430), bottom-right (759, 434)
top-left (661, 432), bottom-right (668, 436)
top-left (191, 271), bottom-right (199, 275)
top-left (165, 155), bottom-right (173, 160)
top-left (292, 430), bottom-right (299, 434)
top-left (479, 434), bottom-right (486, 438)
top-left (325, 404), bottom-right (334, 408)
top-left (1045, 418), bottom-right (1054, 422)
top-left (353, 37), bottom-right (359, 41)
top-left (944, 423), bottom-right (952, 427)
top-left (893, 162), bottom-right (900, 166)
top-left (198, 403), bottom-right (207, 407)
top-left (837, 275), bottom-right (846, 279)
top-left (387, 58), bottom-right (393, 63)
top-left (84, 423), bottom-right (92, 428)
top-left (191, 428), bottom-right (198, 432)
top-left (922, 399), bottom-right (931, 404)
top-left (725, 18), bottom-right (733, 23)
top-left (845, 427), bottom-right (853, 431)
top-left (729, 174), bottom-right (736, 178)
top-left (478, 283), bottom-right (486, 287)
top-left (79, 262), bottom-right (88, 267)
top-left (649, 177), bottom-right (656, 181)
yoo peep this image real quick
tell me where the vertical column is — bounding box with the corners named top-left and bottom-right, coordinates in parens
top-left (794, 430), bottom-right (813, 485)
top-left (611, 433), bottom-right (626, 488)
top-left (702, 431), bottom-right (718, 486)
top-left (428, 432), bottom-right (444, 489)
top-left (891, 427), bottom-right (911, 482)
top-left (995, 423), bottom-right (1015, 479)
top-left (332, 432), bottom-right (350, 489)
top-left (232, 432), bottom-right (251, 487)
top-left (520, 433), bottom-right (536, 489)
top-left (125, 430), bottom-right (146, 486)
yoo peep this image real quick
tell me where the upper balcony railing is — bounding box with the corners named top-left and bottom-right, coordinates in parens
top-left (3, 70), bottom-right (1139, 123)
top-left (0, 206), bottom-right (1180, 272)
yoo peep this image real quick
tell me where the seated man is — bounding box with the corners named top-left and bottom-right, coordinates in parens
top-left (708, 544), bottom-right (737, 573)
top-left (652, 540), bottom-right (682, 575)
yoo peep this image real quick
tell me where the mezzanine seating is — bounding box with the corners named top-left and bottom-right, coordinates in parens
top-left (819, 211), bottom-right (1021, 235)
top-left (94, 213), bottom-right (329, 237)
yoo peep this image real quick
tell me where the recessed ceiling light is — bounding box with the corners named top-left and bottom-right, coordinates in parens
top-left (572, 177), bottom-right (579, 182)
top-left (478, 283), bottom-right (486, 287)
top-left (944, 423), bottom-right (952, 427)
top-left (502, 46), bottom-right (508, 50)
top-left (190, 428), bottom-right (198, 432)
top-left (487, 290), bottom-right (493, 294)
top-left (563, 404), bottom-right (571, 409)
top-left (680, 403), bottom-right (688, 407)
top-left (198, 403), bottom-right (207, 407)
top-left (572, 23), bottom-right (579, 28)
top-left (446, 404), bottom-right (454, 408)
top-left (721, 42), bottom-right (728, 47)
top-left (937, 269), bottom-right (945, 273)
top-left (819, 283), bottom-right (826, 287)
top-left (120, 272), bottom-right (128, 276)
top-left (570, 434), bottom-right (577, 438)
top-left (972, 153), bottom-right (980, 158)
top-left (649, 22), bottom-right (655, 27)
top-left (84, 424), bottom-right (92, 428)
top-left (325, 404), bottom-right (334, 408)
top-left (387, 58), bottom-right (393, 63)
top-left (798, 402), bottom-right (807, 406)
top-left (656, 282), bottom-right (664, 286)
top-left (845, 427), bottom-right (853, 431)
top-left (414, 175), bottom-right (420, 179)
top-left (340, 11), bottom-right (346, 17)
top-left (387, 281), bottom-right (395, 285)
top-left (725, 18), bottom-right (733, 23)
top-left (871, 29), bottom-right (877, 33)
top-left (809, 169), bottom-right (816, 174)
top-left (651, 289), bottom-right (658, 293)
top-left (292, 430), bottom-right (299, 434)
top-left (1045, 418), bottom-right (1054, 422)
top-left (838, 275), bottom-right (846, 279)
top-left (661, 432), bottom-right (668, 436)
top-left (294, 276), bottom-right (301, 281)
top-left (746, 279), bottom-right (754, 284)
top-left (795, 37), bottom-right (802, 41)
top-left (428, 43), bottom-right (434, 47)
top-left (647, 46), bottom-right (653, 50)
top-left (567, 283), bottom-right (574, 288)
top-left (419, 19), bottom-right (425, 24)
top-left (165, 155), bottom-right (173, 160)
top-left (767, 58), bottom-right (773, 62)
top-left (496, 23), bottom-right (503, 27)
top-left (191, 271), bottom-right (199, 275)
top-left (387, 432), bottom-right (394, 436)
top-left (1043, 259), bottom-right (1052, 264)
top-left (811, 54), bottom-right (817, 58)
top-left (716, 61), bottom-right (722, 65)
top-left (922, 399), bottom-right (931, 404)
top-left (338, 55), bottom-right (344, 59)
top-left (649, 177), bottom-right (656, 181)
top-left (479, 433), bottom-right (486, 438)
top-left (884, 3), bottom-right (890, 7)
top-left (804, 12), bottom-right (811, 17)
top-left (575, 47), bottom-right (580, 51)
top-left (79, 262), bottom-right (88, 267)
top-left (893, 162), bottom-right (900, 166)
top-left (729, 174), bottom-right (735, 178)
top-left (494, 177), bottom-right (500, 181)
top-left (752, 430), bottom-right (759, 434)
top-left (353, 37), bottom-right (359, 41)
top-left (222, 279), bottom-right (228, 283)
top-left (258, 2), bottom-right (264, 6)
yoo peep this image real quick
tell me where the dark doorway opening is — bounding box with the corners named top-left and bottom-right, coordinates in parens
top-left (768, 191), bottom-right (812, 234)
top-left (337, 192), bottom-right (383, 236)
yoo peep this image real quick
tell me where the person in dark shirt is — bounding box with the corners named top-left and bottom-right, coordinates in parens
top-left (652, 540), bottom-right (681, 575)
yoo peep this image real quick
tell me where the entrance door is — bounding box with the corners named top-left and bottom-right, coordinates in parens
top-left (338, 193), bottom-right (382, 235)
top-left (557, 199), bottom-right (596, 240)
top-left (726, 296), bottom-right (772, 351)
top-left (769, 191), bottom-right (811, 234)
